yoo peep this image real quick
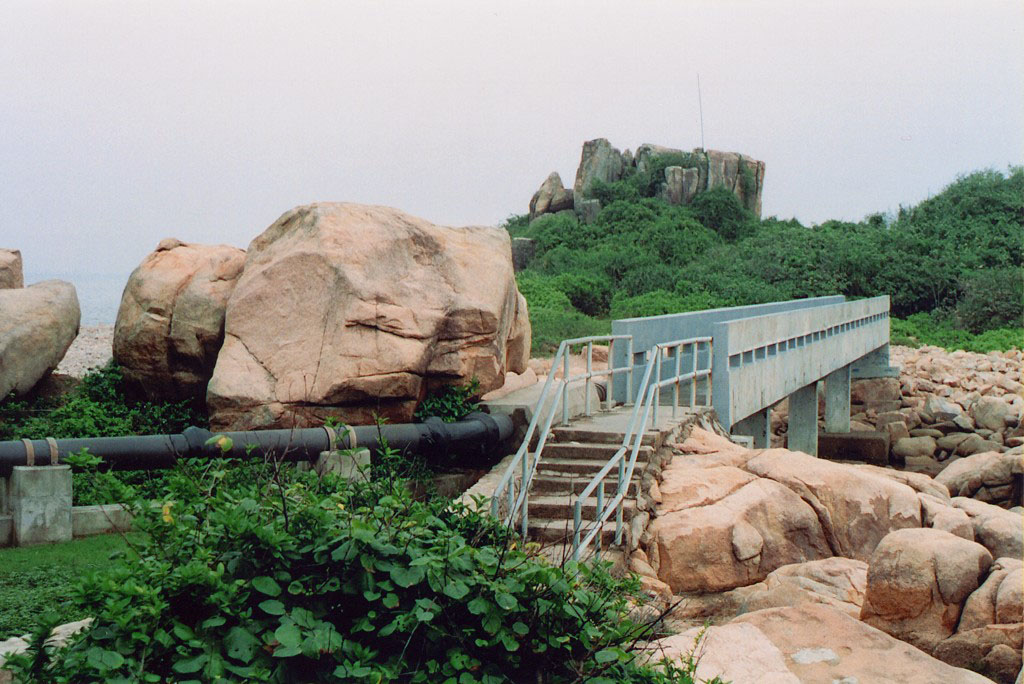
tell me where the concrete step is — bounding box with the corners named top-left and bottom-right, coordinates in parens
top-left (536, 457), bottom-right (647, 476)
top-left (527, 517), bottom-right (619, 545)
top-left (550, 425), bottom-right (660, 447)
top-left (539, 442), bottom-right (651, 462)
top-left (532, 475), bottom-right (639, 497)
top-left (529, 495), bottom-right (637, 521)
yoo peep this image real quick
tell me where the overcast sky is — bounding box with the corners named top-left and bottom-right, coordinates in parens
top-left (2, 0), bottom-right (1022, 280)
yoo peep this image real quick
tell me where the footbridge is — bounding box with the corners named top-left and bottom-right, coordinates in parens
top-left (489, 295), bottom-right (897, 559)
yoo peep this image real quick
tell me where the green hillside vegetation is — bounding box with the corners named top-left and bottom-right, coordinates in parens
top-left (508, 166), bottom-right (1023, 354)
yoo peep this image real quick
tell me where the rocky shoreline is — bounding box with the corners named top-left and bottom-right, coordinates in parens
top-left (54, 324), bottom-right (114, 378)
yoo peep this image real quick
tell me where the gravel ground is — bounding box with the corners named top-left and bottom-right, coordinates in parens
top-left (56, 325), bottom-right (114, 378)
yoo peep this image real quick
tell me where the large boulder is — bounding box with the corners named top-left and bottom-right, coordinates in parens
top-left (952, 497), bottom-right (1024, 560)
top-left (113, 239), bottom-right (245, 401)
top-left (972, 396), bottom-right (1019, 431)
top-left (572, 138), bottom-right (625, 202)
top-left (933, 624), bottom-right (1023, 684)
top-left (669, 557), bottom-right (868, 622)
top-left (527, 172), bottom-right (573, 221)
top-left (732, 604), bottom-right (994, 683)
top-left (936, 450), bottom-right (1023, 504)
top-left (649, 476), bottom-right (831, 593)
top-left (860, 528), bottom-right (992, 653)
top-left (851, 376), bottom-right (902, 408)
top-left (0, 280), bottom-right (80, 398)
top-left (207, 203), bottom-right (530, 430)
top-left (959, 557), bottom-right (1023, 631)
top-left (649, 623), bottom-right (798, 684)
top-left (0, 249), bottom-right (23, 289)
top-left (743, 448), bottom-right (922, 559)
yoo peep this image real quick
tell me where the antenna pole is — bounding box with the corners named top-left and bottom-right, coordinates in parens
top-left (697, 73), bottom-right (705, 151)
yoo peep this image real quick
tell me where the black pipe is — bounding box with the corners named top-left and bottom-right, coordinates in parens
top-left (0, 412), bottom-right (513, 477)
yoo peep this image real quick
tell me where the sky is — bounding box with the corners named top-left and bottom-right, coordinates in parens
top-left (1, 0), bottom-right (1022, 285)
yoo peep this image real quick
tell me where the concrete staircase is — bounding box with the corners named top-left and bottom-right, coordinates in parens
top-left (524, 413), bottom-right (663, 547)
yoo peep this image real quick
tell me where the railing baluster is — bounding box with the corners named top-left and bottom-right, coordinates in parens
top-left (673, 344), bottom-right (681, 418)
top-left (585, 342), bottom-right (592, 417)
top-left (561, 350), bottom-right (570, 426)
top-left (692, 341), bottom-right (699, 406)
top-left (615, 458), bottom-right (625, 544)
top-left (653, 351), bottom-right (662, 427)
top-left (626, 338), bottom-right (634, 405)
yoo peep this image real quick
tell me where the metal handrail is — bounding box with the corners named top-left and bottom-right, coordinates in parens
top-left (572, 337), bottom-right (712, 560)
top-left (490, 335), bottom-right (634, 537)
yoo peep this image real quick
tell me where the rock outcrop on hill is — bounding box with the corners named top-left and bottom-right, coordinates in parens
top-left (207, 203), bottom-right (530, 430)
top-left (0, 249), bottom-right (23, 289)
top-left (113, 239), bottom-right (246, 401)
top-left (527, 138), bottom-right (765, 222)
top-left (0, 280), bottom-right (80, 398)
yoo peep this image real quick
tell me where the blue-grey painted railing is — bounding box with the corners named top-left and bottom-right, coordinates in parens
top-left (711, 296), bottom-right (890, 428)
top-left (490, 335), bottom-right (634, 536)
top-left (611, 296), bottom-right (845, 403)
top-left (572, 337), bottom-right (712, 561)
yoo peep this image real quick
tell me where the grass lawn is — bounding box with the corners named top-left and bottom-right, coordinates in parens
top-left (0, 534), bottom-right (129, 639)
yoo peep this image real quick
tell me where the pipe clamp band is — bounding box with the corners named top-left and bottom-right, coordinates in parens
top-left (346, 425), bottom-right (356, 450)
top-left (46, 438), bottom-right (59, 465)
top-left (324, 426), bottom-right (337, 453)
top-left (21, 439), bottom-right (34, 466)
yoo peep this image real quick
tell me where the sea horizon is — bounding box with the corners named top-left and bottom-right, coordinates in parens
top-left (23, 270), bottom-right (128, 326)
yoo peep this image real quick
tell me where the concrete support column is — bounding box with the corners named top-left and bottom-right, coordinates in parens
top-left (732, 408), bottom-right (771, 448)
top-left (788, 383), bottom-right (819, 456)
top-left (824, 365), bottom-right (852, 434)
top-left (10, 465), bottom-right (72, 546)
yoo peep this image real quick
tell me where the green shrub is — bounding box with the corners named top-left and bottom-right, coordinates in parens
top-left (554, 271), bottom-right (613, 317)
top-left (609, 290), bottom-right (727, 319)
top-left (891, 313), bottom-right (1022, 352)
top-left (955, 267), bottom-right (1023, 333)
top-left (5, 452), bottom-right (699, 683)
top-left (502, 213), bottom-right (530, 237)
top-left (0, 363), bottom-right (204, 506)
top-left (689, 187), bottom-right (757, 241)
top-left (516, 272), bottom-right (573, 312)
top-left (528, 308), bottom-right (611, 355)
top-left (415, 379), bottom-right (481, 423)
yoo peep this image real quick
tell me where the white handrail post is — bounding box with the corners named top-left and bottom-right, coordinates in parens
top-left (606, 338), bottom-right (615, 411)
top-left (626, 338), bottom-right (634, 405)
top-left (692, 341), bottom-right (699, 406)
top-left (615, 458), bottom-right (625, 544)
top-left (653, 351), bottom-right (662, 428)
top-left (561, 350), bottom-right (570, 426)
top-left (520, 449), bottom-right (529, 538)
top-left (585, 342), bottom-right (593, 417)
top-left (673, 343), bottom-right (681, 418)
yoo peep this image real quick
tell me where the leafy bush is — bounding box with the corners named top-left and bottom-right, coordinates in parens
top-left (516, 272), bottom-right (574, 312)
top-left (502, 213), bottom-right (530, 237)
top-left (891, 313), bottom-right (1022, 352)
top-left (528, 308), bottom-right (611, 354)
top-left (414, 379), bottom-right (481, 423)
top-left (0, 363), bottom-right (204, 505)
top-left (954, 267), bottom-right (1023, 333)
top-left (609, 290), bottom-right (725, 319)
top-left (688, 187), bottom-right (757, 241)
top-left (5, 451), bottom-right (698, 683)
top-left (554, 271), bottom-right (613, 317)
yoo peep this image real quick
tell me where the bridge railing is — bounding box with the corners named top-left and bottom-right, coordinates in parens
top-left (490, 335), bottom-right (634, 536)
top-left (572, 337), bottom-right (712, 560)
top-left (711, 296), bottom-right (890, 429)
top-left (610, 296), bottom-right (845, 403)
